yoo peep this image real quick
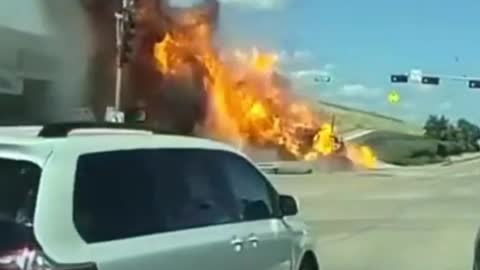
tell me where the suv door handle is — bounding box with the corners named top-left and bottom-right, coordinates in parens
top-left (230, 236), bottom-right (244, 252)
top-left (247, 234), bottom-right (259, 248)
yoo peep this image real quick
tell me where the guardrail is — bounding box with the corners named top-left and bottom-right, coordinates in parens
top-left (257, 162), bottom-right (313, 175)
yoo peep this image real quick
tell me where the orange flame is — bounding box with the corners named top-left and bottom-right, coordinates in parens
top-left (151, 12), bottom-right (376, 168)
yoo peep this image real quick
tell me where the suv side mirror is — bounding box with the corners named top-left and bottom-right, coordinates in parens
top-left (279, 195), bottom-right (298, 217)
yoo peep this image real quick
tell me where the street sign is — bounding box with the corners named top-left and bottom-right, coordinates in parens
top-left (388, 90), bottom-right (400, 104)
top-left (421, 76), bottom-right (440, 85)
top-left (469, 80), bottom-right (480, 89)
top-left (409, 69), bottom-right (423, 83)
top-left (314, 75), bottom-right (331, 83)
top-left (393, 70), bottom-right (480, 88)
top-left (105, 106), bottom-right (125, 123)
top-left (391, 74), bottom-right (408, 83)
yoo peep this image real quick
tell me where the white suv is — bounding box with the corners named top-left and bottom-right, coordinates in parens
top-left (0, 123), bottom-right (319, 270)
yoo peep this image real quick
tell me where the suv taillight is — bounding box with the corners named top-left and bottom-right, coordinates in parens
top-left (0, 247), bottom-right (97, 270)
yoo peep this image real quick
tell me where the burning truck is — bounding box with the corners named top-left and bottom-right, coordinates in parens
top-left (77, 0), bottom-right (376, 169)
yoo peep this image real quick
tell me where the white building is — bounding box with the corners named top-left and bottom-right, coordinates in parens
top-left (0, 0), bottom-right (57, 123)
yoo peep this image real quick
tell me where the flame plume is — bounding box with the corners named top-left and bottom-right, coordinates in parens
top-left (83, 0), bottom-right (377, 168)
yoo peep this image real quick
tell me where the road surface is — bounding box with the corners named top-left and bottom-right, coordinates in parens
top-left (271, 159), bottom-right (480, 270)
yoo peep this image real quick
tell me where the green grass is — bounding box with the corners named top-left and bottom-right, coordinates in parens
top-left (351, 131), bottom-right (446, 166)
top-left (312, 100), bottom-right (424, 135)
top-left (352, 130), bottom-right (480, 166)
top-left (296, 99), bottom-right (478, 166)
top-left (317, 100), bottom-right (405, 123)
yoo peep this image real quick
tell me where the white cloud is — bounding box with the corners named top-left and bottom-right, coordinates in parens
top-left (292, 50), bottom-right (312, 61)
top-left (401, 102), bottom-right (415, 109)
top-left (290, 69), bottom-right (330, 79)
top-left (406, 83), bottom-right (435, 92)
top-left (219, 0), bottom-right (287, 9)
top-left (278, 49), bottom-right (314, 63)
top-left (418, 84), bottom-right (435, 92)
top-left (339, 84), bottom-right (382, 98)
top-left (323, 63), bottom-right (335, 71)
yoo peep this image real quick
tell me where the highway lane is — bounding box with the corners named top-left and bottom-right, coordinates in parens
top-left (271, 159), bottom-right (480, 270)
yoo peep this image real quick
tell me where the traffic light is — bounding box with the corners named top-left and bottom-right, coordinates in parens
top-left (120, 12), bottom-right (136, 65)
top-left (421, 76), bottom-right (440, 85)
top-left (314, 75), bottom-right (331, 83)
top-left (469, 80), bottom-right (480, 89)
top-left (391, 74), bottom-right (408, 83)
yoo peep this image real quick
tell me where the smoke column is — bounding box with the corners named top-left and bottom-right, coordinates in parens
top-left (37, 0), bottom-right (94, 121)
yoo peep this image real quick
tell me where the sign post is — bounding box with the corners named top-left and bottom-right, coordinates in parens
top-left (105, 106), bottom-right (125, 123)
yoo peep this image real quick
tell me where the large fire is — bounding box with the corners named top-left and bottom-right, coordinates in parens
top-left (135, 0), bottom-right (376, 169)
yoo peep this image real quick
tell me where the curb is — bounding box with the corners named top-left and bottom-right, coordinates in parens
top-left (443, 154), bottom-right (480, 166)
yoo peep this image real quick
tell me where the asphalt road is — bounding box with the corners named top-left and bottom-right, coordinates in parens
top-left (271, 159), bottom-right (480, 270)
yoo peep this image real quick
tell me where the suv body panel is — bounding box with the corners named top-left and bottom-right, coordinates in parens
top-left (34, 134), bottom-right (249, 264)
top-left (0, 129), bottom-right (319, 270)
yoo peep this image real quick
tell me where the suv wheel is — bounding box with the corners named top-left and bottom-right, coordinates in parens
top-left (299, 254), bottom-right (318, 270)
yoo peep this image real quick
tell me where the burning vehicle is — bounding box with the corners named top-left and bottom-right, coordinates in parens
top-left (79, 0), bottom-right (376, 169)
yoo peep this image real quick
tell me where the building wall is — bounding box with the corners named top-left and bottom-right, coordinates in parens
top-left (0, 79), bottom-right (53, 124)
top-left (0, 0), bottom-right (96, 124)
top-left (0, 25), bottom-right (57, 123)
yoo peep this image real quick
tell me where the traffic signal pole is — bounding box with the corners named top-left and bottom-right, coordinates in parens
top-left (422, 74), bottom-right (480, 82)
top-left (391, 70), bottom-right (480, 88)
top-left (103, 0), bottom-right (136, 123)
top-left (113, 0), bottom-right (135, 110)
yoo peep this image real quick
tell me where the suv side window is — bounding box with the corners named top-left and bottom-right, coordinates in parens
top-left (73, 149), bottom-right (241, 243)
top-left (219, 153), bottom-right (280, 221)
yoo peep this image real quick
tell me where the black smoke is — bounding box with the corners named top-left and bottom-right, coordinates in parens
top-left (39, 0), bottom-right (220, 133)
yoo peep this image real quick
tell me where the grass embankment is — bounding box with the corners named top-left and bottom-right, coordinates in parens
top-left (314, 101), bottom-right (424, 135)
top-left (352, 131), bottom-right (471, 166)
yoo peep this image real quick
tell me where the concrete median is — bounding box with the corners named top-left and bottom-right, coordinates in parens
top-left (257, 162), bottom-right (314, 175)
top-left (258, 156), bottom-right (356, 175)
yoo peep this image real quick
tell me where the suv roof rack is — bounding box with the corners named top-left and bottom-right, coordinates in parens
top-left (38, 122), bottom-right (178, 138)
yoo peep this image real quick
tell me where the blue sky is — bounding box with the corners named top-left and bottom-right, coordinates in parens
top-left (2, 0), bottom-right (479, 124)
top-left (218, 0), bottom-right (480, 124)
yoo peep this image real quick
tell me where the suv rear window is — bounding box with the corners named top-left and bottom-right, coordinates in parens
top-left (0, 158), bottom-right (41, 251)
top-left (73, 149), bottom-right (242, 243)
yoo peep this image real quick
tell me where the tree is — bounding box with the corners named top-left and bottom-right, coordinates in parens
top-left (445, 124), bottom-right (459, 141)
top-left (437, 115), bottom-right (450, 140)
top-left (424, 115), bottom-right (480, 152)
top-left (424, 115), bottom-right (440, 139)
top-left (424, 115), bottom-right (450, 140)
top-left (456, 118), bottom-right (480, 151)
